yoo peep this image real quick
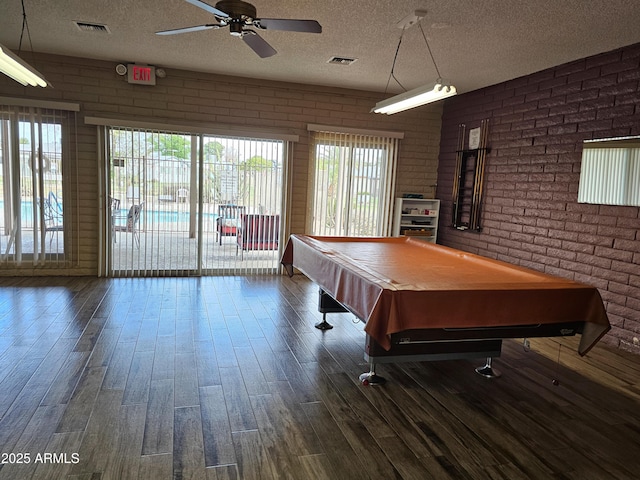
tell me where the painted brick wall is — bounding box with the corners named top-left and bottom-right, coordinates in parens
top-left (436, 43), bottom-right (640, 353)
top-left (0, 53), bottom-right (443, 275)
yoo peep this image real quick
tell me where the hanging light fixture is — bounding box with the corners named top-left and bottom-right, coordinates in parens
top-left (0, 42), bottom-right (48, 87)
top-left (372, 12), bottom-right (455, 115)
top-left (0, 0), bottom-right (50, 87)
top-left (372, 81), bottom-right (456, 114)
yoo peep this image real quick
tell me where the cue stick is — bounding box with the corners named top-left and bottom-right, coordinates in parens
top-left (477, 119), bottom-right (490, 227)
top-left (469, 121), bottom-right (483, 229)
top-left (452, 124), bottom-right (465, 226)
top-left (470, 144), bottom-right (481, 228)
top-left (470, 123), bottom-right (482, 229)
top-left (472, 119), bottom-right (489, 230)
top-left (472, 123), bottom-right (485, 229)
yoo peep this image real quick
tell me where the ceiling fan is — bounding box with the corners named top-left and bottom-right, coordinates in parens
top-left (156, 0), bottom-right (322, 58)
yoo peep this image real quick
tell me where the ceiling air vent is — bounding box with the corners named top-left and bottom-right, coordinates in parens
top-left (74, 21), bottom-right (111, 34)
top-left (327, 56), bottom-right (357, 65)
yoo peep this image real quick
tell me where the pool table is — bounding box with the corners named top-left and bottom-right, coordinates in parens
top-left (281, 235), bottom-right (611, 384)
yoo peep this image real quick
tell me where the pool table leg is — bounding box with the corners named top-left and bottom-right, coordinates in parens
top-left (316, 289), bottom-right (349, 330)
top-left (359, 360), bottom-right (386, 386)
top-left (314, 312), bottom-right (334, 330)
top-left (475, 357), bottom-right (501, 378)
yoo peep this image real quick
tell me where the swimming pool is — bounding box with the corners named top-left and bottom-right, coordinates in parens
top-left (113, 207), bottom-right (219, 226)
top-left (0, 201), bottom-right (220, 227)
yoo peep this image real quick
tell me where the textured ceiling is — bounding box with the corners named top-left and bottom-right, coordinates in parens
top-left (1, 0), bottom-right (640, 95)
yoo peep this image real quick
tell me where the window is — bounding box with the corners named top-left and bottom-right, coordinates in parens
top-left (578, 136), bottom-right (640, 207)
top-left (308, 125), bottom-right (402, 237)
top-left (0, 102), bottom-right (78, 267)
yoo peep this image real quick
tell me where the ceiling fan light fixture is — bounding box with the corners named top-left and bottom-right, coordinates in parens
top-left (156, 0), bottom-right (321, 58)
top-left (372, 81), bottom-right (456, 114)
top-left (0, 42), bottom-right (49, 87)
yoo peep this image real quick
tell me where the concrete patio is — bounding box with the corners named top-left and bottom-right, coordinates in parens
top-left (110, 229), bottom-right (282, 275)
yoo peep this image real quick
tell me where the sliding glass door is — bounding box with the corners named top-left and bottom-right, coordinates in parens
top-left (200, 134), bottom-right (284, 273)
top-left (1, 104), bottom-right (77, 268)
top-left (105, 126), bottom-right (285, 276)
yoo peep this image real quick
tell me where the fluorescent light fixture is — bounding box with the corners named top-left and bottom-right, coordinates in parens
top-left (0, 42), bottom-right (48, 87)
top-left (372, 82), bottom-right (456, 115)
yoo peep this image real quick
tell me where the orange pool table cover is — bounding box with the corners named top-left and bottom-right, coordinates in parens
top-left (281, 235), bottom-right (610, 355)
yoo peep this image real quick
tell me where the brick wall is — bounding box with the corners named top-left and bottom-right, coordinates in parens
top-left (436, 43), bottom-right (640, 353)
top-left (0, 53), bottom-right (443, 275)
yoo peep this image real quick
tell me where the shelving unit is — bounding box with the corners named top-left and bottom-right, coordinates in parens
top-left (392, 198), bottom-right (440, 243)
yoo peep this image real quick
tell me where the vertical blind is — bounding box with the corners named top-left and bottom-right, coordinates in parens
top-left (578, 137), bottom-right (640, 207)
top-left (0, 102), bottom-right (78, 269)
top-left (107, 127), bottom-right (200, 276)
top-left (308, 125), bottom-right (401, 237)
top-left (102, 125), bottom-right (286, 277)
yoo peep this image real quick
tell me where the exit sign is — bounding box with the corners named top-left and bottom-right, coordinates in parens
top-left (127, 64), bottom-right (156, 85)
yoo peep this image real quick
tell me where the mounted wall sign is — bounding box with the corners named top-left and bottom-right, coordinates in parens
top-left (468, 127), bottom-right (481, 150)
top-left (127, 64), bottom-right (156, 85)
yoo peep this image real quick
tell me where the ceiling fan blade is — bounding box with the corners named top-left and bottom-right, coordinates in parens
top-left (156, 24), bottom-right (221, 35)
top-left (243, 32), bottom-right (277, 58)
top-left (184, 0), bottom-right (229, 19)
top-left (255, 18), bottom-right (322, 33)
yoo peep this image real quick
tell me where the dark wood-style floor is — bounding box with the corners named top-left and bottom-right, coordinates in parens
top-left (0, 275), bottom-right (639, 480)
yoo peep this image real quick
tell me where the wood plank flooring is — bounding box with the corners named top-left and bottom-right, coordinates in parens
top-left (0, 275), bottom-right (639, 479)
